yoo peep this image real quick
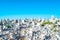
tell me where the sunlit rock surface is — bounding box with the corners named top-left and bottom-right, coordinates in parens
top-left (0, 16), bottom-right (60, 40)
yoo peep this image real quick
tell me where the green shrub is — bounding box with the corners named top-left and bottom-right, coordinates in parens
top-left (53, 24), bottom-right (57, 28)
top-left (6, 24), bottom-right (10, 28)
top-left (41, 21), bottom-right (52, 26)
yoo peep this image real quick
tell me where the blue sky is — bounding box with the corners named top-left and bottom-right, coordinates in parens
top-left (0, 0), bottom-right (60, 19)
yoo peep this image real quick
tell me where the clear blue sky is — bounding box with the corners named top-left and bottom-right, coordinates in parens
top-left (0, 0), bottom-right (60, 19)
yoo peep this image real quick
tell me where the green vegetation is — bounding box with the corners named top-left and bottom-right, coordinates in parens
top-left (41, 21), bottom-right (52, 26)
top-left (54, 28), bottom-right (57, 32)
top-left (53, 24), bottom-right (57, 28)
top-left (53, 24), bottom-right (57, 32)
top-left (54, 29), bottom-right (57, 32)
top-left (6, 24), bottom-right (10, 28)
top-left (41, 24), bottom-right (45, 26)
